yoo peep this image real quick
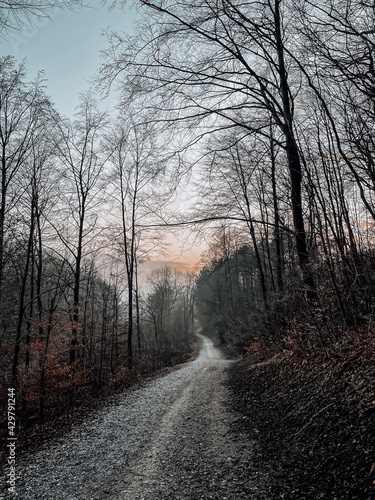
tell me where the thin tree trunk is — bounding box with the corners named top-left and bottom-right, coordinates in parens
top-left (270, 123), bottom-right (284, 295)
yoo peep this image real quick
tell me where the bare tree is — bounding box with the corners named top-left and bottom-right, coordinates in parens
top-left (102, 0), bottom-right (316, 294)
top-left (145, 265), bottom-right (194, 366)
top-left (105, 117), bottom-right (167, 369)
top-left (52, 91), bottom-right (109, 364)
top-left (0, 0), bottom-right (85, 35)
top-left (199, 130), bottom-right (286, 306)
top-left (0, 57), bottom-right (52, 304)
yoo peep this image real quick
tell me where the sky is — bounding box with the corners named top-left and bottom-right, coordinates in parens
top-left (0, 1), bottom-right (205, 272)
top-left (0, 0), bottom-right (137, 117)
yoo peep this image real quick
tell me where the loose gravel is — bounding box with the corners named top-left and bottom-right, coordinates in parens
top-left (1, 334), bottom-right (272, 499)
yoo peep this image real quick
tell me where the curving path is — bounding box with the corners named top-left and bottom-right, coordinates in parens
top-left (1, 334), bottom-right (270, 500)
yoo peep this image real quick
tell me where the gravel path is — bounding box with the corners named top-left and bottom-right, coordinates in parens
top-left (1, 334), bottom-right (271, 499)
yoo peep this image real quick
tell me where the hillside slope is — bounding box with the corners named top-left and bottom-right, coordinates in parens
top-left (227, 338), bottom-right (375, 499)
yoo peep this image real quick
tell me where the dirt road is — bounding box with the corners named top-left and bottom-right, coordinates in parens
top-left (2, 334), bottom-right (271, 500)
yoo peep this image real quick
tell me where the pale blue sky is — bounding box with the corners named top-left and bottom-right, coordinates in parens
top-left (0, 1), bottom-right (136, 117)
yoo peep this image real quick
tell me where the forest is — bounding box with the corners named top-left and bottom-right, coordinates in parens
top-left (0, 2), bottom-right (374, 489)
top-left (0, 56), bottom-right (197, 427)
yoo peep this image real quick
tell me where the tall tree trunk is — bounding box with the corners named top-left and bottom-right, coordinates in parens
top-left (12, 204), bottom-right (35, 388)
top-left (274, 0), bottom-right (314, 296)
top-left (0, 151), bottom-right (6, 305)
top-left (127, 274), bottom-right (133, 371)
top-left (70, 209), bottom-right (84, 365)
top-left (135, 256), bottom-right (141, 350)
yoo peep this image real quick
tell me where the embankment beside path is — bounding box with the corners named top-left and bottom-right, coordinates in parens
top-left (227, 352), bottom-right (375, 499)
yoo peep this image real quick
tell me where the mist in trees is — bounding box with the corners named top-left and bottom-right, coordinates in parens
top-left (145, 266), bottom-right (195, 367)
